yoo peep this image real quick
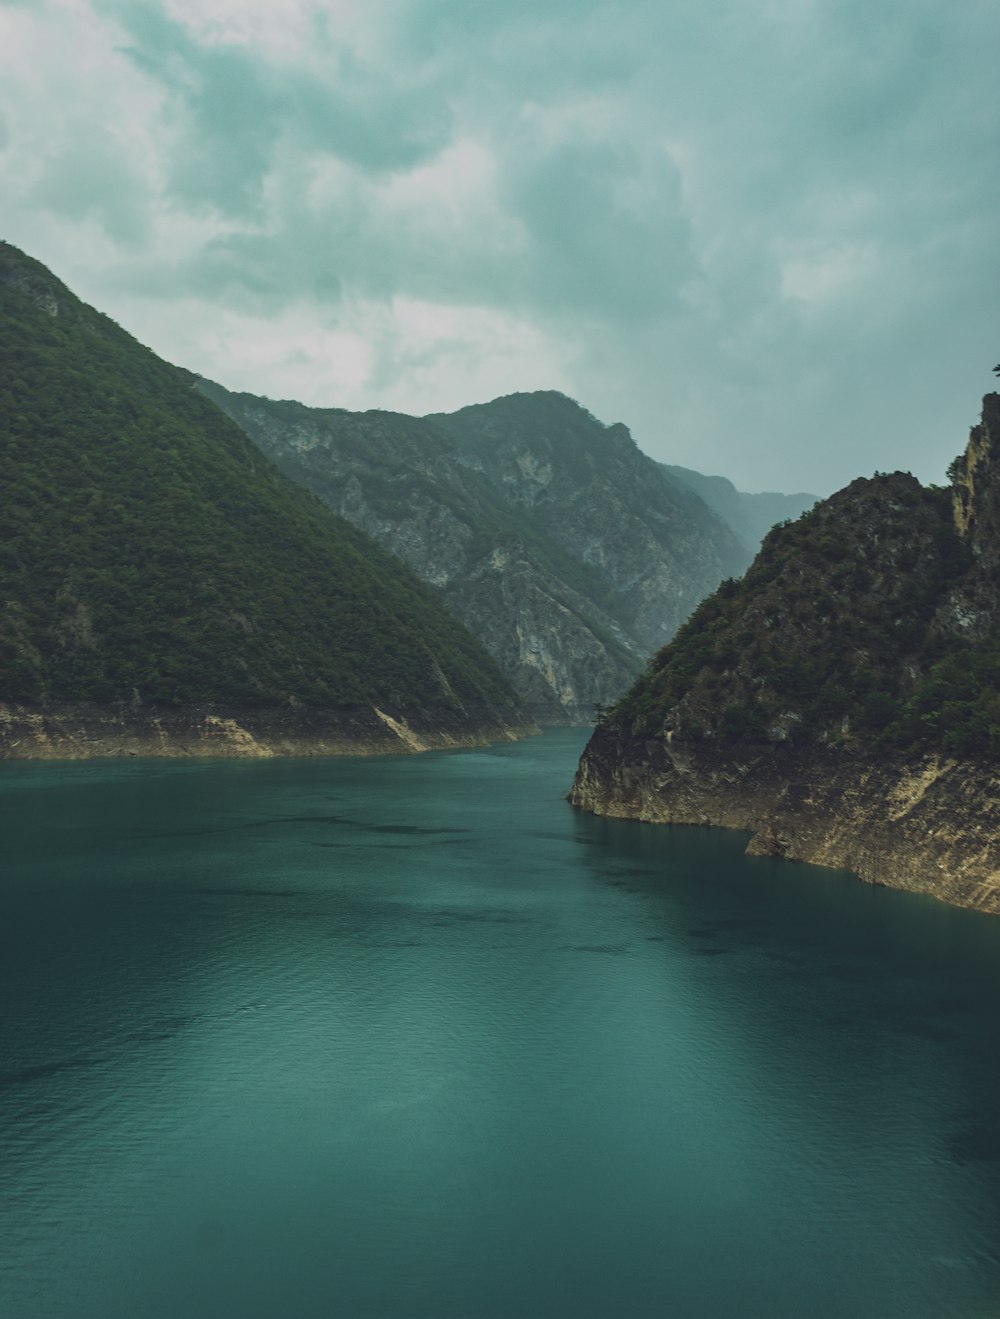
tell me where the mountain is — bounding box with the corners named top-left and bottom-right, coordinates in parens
top-left (571, 394), bottom-right (1000, 913)
top-left (0, 242), bottom-right (529, 757)
top-left (199, 382), bottom-right (753, 721)
top-left (659, 464), bottom-right (816, 550)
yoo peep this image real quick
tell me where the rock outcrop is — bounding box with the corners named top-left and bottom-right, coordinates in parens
top-left (0, 701), bottom-right (527, 760)
top-left (571, 394), bottom-right (1000, 913)
top-left (572, 733), bottom-right (1000, 912)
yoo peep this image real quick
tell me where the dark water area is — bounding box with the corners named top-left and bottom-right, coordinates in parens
top-left (2, 728), bottom-right (1000, 1318)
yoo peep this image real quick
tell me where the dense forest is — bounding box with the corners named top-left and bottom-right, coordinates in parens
top-left (0, 242), bottom-right (518, 714)
top-left (605, 449), bottom-right (1000, 759)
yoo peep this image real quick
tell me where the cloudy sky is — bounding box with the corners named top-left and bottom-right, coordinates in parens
top-left (2, 0), bottom-right (998, 494)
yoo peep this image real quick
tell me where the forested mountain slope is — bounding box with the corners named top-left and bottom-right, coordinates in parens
top-left (0, 242), bottom-right (526, 756)
top-left (571, 394), bottom-right (1000, 912)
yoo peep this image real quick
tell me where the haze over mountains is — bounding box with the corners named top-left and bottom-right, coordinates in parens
top-left (660, 465), bottom-right (816, 555)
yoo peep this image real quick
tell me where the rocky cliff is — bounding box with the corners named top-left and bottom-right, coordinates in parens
top-left (199, 382), bottom-right (753, 721)
top-left (571, 394), bottom-right (1000, 913)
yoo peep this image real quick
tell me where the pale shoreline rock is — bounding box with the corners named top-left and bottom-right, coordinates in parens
top-left (0, 701), bottom-right (537, 761)
top-left (570, 729), bottom-right (1000, 915)
top-left (569, 394), bottom-right (1000, 918)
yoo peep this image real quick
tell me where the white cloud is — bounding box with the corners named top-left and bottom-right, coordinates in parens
top-left (1, 0), bottom-right (998, 495)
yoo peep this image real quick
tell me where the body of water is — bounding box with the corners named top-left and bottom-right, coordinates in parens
top-left (2, 728), bottom-right (1000, 1317)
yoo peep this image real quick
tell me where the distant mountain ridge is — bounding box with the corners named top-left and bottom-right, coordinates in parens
top-left (200, 382), bottom-right (777, 721)
top-left (660, 464), bottom-right (815, 551)
top-left (0, 241), bottom-right (528, 757)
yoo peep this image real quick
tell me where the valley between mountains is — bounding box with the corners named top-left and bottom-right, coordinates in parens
top-left (0, 239), bottom-right (810, 753)
top-left (4, 236), bottom-right (997, 915)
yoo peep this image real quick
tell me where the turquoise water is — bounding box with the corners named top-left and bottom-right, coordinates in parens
top-left (2, 727), bottom-right (1000, 1318)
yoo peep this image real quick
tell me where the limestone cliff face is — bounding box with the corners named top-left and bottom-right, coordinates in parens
top-left (430, 395), bottom-right (750, 659)
top-left (572, 730), bottom-right (1000, 912)
top-left (571, 394), bottom-right (1000, 913)
top-left (199, 383), bottom-right (751, 722)
top-left (944, 393), bottom-right (1000, 640)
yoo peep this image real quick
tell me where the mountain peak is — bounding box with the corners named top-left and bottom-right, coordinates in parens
top-left (0, 241), bottom-right (77, 320)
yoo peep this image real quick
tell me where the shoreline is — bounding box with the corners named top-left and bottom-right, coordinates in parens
top-left (570, 729), bottom-right (1000, 914)
top-left (0, 701), bottom-right (537, 761)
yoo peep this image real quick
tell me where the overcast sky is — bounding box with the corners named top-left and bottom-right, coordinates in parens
top-left (2, 0), bottom-right (998, 494)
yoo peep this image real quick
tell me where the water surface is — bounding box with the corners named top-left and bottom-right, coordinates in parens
top-left (2, 729), bottom-right (1000, 1318)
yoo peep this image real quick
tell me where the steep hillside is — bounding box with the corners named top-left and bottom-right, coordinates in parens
top-left (571, 394), bottom-right (1000, 912)
top-left (201, 382), bottom-right (751, 721)
top-left (0, 242), bottom-right (528, 757)
top-left (430, 393), bottom-right (750, 654)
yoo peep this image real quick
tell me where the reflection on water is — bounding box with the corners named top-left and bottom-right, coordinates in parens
top-left (2, 729), bottom-right (1000, 1319)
